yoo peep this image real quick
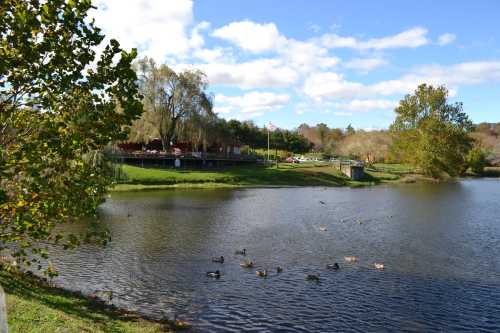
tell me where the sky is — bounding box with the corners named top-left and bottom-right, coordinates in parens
top-left (91, 0), bottom-right (500, 130)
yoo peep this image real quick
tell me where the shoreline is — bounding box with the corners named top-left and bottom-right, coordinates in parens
top-left (108, 164), bottom-right (500, 192)
top-left (0, 270), bottom-right (184, 332)
top-left (108, 163), bottom-right (419, 192)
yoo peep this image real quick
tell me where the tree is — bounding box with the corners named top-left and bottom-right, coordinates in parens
top-left (390, 84), bottom-right (473, 178)
top-left (135, 58), bottom-right (213, 151)
top-left (337, 130), bottom-right (393, 163)
top-left (467, 147), bottom-right (487, 174)
top-left (0, 0), bottom-right (142, 270)
top-left (346, 124), bottom-right (355, 136)
top-left (316, 123), bottom-right (329, 148)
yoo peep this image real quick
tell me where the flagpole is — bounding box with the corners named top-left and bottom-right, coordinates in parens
top-left (267, 128), bottom-right (270, 163)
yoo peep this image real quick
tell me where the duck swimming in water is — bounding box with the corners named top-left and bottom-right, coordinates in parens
top-left (240, 260), bottom-right (254, 268)
top-left (319, 226), bottom-right (327, 231)
top-left (326, 263), bottom-right (340, 270)
top-left (306, 274), bottom-right (320, 282)
top-left (276, 266), bottom-right (283, 273)
top-left (373, 263), bottom-right (385, 270)
top-left (344, 256), bottom-right (358, 263)
top-left (256, 269), bottom-right (267, 277)
top-left (235, 249), bottom-right (246, 256)
top-left (206, 270), bottom-right (221, 278)
top-left (212, 256), bottom-right (224, 263)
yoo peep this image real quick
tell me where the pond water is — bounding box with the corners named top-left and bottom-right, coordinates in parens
top-left (50, 179), bottom-right (500, 332)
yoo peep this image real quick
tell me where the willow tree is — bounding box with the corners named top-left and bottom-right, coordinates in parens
top-left (134, 58), bottom-right (213, 151)
top-left (390, 84), bottom-right (473, 178)
top-left (0, 0), bottom-right (142, 269)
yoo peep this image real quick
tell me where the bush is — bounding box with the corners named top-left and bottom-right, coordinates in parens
top-left (467, 147), bottom-right (487, 174)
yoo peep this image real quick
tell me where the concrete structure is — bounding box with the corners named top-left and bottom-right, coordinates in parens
top-left (331, 159), bottom-right (365, 180)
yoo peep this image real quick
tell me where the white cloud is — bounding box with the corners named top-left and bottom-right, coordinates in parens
top-left (176, 59), bottom-right (299, 89)
top-left (212, 20), bottom-right (286, 53)
top-left (437, 33), bottom-right (456, 46)
top-left (213, 106), bottom-right (232, 114)
top-left (321, 27), bottom-right (429, 50)
top-left (211, 20), bottom-right (339, 74)
top-left (188, 21), bottom-right (211, 49)
top-left (334, 99), bottom-right (398, 112)
top-left (303, 61), bottom-right (500, 101)
top-left (191, 47), bottom-right (231, 63)
top-left (414, 61), bottom-right (500, 86)
top-left (303, 72), bottom-right (365, 100)
top-left (334, 111), bottom-right (353, 116)
top-left (281, 39), bottom-right (340, 73)
top-left (92, 0), bottom-right (196, 62)
top-left (344, 58), bottom-right (387, 72)
top-left (215, 91), bottom-right (290, 116)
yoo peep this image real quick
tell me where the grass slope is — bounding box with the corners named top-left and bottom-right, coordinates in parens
top-left (111, 163), bottom-right (414, 191)
top-left (1, 271), bottom-right (167, 333)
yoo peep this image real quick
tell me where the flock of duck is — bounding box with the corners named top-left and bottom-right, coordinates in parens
top-left (206, 200), bottom-right (386, 281)
top-left (206, 249), bottom-right (385, 281)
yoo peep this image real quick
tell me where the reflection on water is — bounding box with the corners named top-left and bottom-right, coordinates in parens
top-left (50, 179), bottom-right (500, 332)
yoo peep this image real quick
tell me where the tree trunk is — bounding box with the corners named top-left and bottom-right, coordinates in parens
top-left (159, 135), bottom-right (169, 152)
top-left (0, 285), bottom-right (7, 333)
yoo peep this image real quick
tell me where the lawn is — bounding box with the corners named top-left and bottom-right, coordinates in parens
top-left (1, 271), bottom-right (169, 333)
top-left (111, 163), bottom-right (411, 191)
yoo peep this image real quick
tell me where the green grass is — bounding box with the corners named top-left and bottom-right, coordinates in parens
top-left (1, 271), bottom-right (169, 333)
top-left (370, 163), bottom-right (417, 174)
top-left (483, 167), bottom-right (500, 177)
top-left (112, 163), bottom-right (413, 190)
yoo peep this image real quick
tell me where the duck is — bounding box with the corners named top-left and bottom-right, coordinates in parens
top-left (235, 249), bottom-right (246, 256)
top-left (373, 263), bottom-right (385, 270)
top-left (173, 318), bottom-right (191, 330)
top-left (90, 290), bottom-right (113, 303)
top-left (326, 263), bottom-right (340, 270)
top-left (319, 201), bottom-right (326, 205)
top-left (240, 260), bottom-right (254, 268)
top-left (212, 256), bottom-right (224, 263)
top-left (206, 270), bottom-right (221, 278)
top-left (344, 256), bottom-right (358, 263)
top-left (306, 274), bottom-right (320, 282)
top-left (165, 315), bottom-right (192, 330)
top-left (276, 266), bottom-right (283, 273)
top-left (256, 269), bottom-right (268, 277)
top-left (319, 226), bottom-right (327, 231)
top-left (173, 319), bottom-right (192, 330)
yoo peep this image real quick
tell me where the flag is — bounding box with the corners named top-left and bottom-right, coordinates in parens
top-left (267, 122), bottom-right (277, 132)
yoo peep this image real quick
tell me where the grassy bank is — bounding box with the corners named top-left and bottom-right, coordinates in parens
top-left (111, 163), bottom-right (417, 191)
top-left (1, 270), bottom-right (170, 333)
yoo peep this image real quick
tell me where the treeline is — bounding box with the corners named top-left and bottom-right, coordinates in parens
top-left (471, 122), bottom-right (500, 160)
top-left (127, 62), bottom-right (499, 174)
top-left (128, 58), bottom-right (310, 153)
top-left (298, 123), bottom-right (393, 162)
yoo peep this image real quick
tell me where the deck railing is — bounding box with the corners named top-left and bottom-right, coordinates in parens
top-left (109, 152), bottom-right (258, 161)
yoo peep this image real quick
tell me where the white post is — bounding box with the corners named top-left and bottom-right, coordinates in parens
top-left (0, 285), bottom-right (7, 333)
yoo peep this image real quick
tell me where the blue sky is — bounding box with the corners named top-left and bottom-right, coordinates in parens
top-left (92, 0), bottom-right (500, 129)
